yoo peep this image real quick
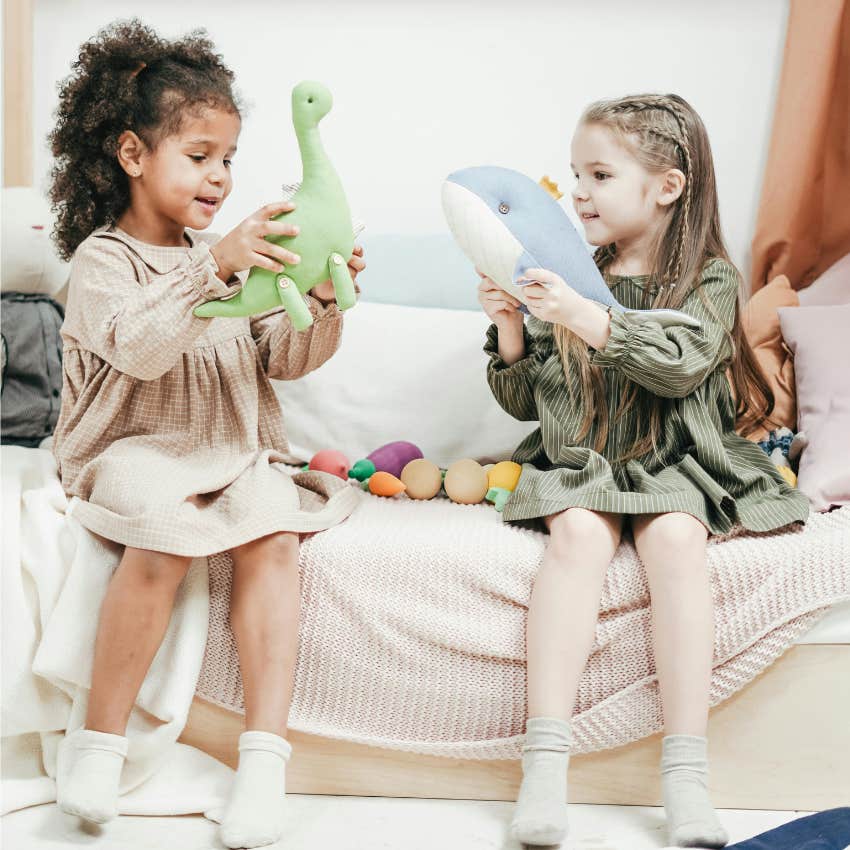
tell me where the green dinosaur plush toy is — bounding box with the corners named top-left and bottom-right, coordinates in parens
top-left (194, 81), bottom-right (356, 329)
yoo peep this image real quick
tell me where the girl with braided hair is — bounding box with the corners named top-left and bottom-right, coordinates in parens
top-left (48, 19), bottom-right (364, 848)
top-left (478, 93), bottom-right (808, 848)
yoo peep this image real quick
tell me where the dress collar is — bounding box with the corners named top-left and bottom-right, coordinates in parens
top-left (91, 225), bottom-right (204, 274)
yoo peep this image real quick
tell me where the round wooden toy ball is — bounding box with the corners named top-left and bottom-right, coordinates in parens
top-left (401, 458), bottom-right (443, 500)
top-left (444, 459), bottom-right (488, 504)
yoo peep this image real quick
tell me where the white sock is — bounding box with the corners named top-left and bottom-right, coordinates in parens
top-left (661, 735), bottom-right (729, 848)
top-left (57, 728), bottom-right (128, 824)
top-left (220, 730), bottom-right (292, 849)
top-left (510, 716), bottom-right (572, 846)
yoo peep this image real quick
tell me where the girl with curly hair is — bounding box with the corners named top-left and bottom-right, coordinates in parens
top-left (48, 19), bottom-right (364, 848)
top-left (478, 94), bottom-right (809, 848)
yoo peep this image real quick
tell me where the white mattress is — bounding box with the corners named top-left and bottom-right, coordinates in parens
top-left (794, 598), bottom-right (850, 644)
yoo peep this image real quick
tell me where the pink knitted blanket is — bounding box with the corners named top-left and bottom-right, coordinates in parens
top-left (195, 494), bottom-right (850, 758)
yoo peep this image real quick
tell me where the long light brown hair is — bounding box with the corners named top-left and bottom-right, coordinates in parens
top-left (558, 93), bottom-right (774, 461)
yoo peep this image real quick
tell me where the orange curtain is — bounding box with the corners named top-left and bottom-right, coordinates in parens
top-left (750, 0), bottom-right (850, 292)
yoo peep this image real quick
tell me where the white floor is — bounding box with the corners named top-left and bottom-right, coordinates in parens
top-left (3, 796), bottom-right (808, 850)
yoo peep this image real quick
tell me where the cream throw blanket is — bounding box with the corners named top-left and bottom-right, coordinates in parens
top-left (1, 447), bottom-right (232, 816)
top-left (198, 487), bottom-right (850, 759)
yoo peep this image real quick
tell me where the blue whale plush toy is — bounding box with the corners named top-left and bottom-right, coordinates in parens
top-left (442, 165), bottom-right (700, 329)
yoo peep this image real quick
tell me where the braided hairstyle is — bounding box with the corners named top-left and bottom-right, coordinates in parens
top-left (553, 93), bottom-right (775, 460)
top-left (48, 19), bottom-right (241, 260)
top-left (584, 94), bottom-right (711, 305)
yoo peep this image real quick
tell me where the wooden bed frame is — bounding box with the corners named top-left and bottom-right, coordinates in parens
top-left (7, 0), bottom-right (849, 814)
top-left (179, 644), bottom-right (850, 811)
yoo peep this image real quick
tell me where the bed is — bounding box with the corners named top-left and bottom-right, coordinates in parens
top-left (3, 232), bottom-right (849, 814)
top-left (171, 290), bottom-right (850, 813)
top-left (3, 0), bottom-right (849, 814)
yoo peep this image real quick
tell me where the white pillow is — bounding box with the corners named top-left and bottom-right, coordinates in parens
top-left (272, 301), bottom-right (536, 468)
top-left (1, 187), bottom-right (69, 296)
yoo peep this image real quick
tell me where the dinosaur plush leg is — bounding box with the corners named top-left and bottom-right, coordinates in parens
top-left (327, 253), bottom-right (357, 311)
top-left (275, 275), bottom-right (314, 330)
top-left (194, 268), bottom-right (280, 318)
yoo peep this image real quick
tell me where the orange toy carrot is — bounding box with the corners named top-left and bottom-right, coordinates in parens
top-left (367, 471), bottom-right (406, 497)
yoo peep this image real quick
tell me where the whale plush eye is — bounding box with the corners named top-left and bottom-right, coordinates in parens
top-left (498, 202), bottom-right (510, 214)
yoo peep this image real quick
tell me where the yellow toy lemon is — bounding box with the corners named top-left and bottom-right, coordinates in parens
top-left (488, 461), bottom-right (522, 491)
top-left (486, 460), bottom-right (523, 512)
top-left (776, 466), bottom-right (797, 487)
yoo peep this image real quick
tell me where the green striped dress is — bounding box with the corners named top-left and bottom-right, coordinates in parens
top-left (485, 258), bottom-right (809, 535)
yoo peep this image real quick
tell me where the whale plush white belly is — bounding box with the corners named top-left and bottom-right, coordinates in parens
top-left (442, 165), bottom-right (700, 329)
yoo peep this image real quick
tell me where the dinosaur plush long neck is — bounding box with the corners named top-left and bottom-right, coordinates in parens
top-left (295, 116), bottom-right (335, 190)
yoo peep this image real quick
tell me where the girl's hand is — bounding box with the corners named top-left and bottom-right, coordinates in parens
top-left (310, 245), bottom-right (366, 304)
top-left (520, 267), bottom-right (583, 325)
top-left (522, 267), bottom-right (612, 348)
top-left (477, 270), bottom-right (523, 330)
top-left (210, 201), bottom-right (301, 282)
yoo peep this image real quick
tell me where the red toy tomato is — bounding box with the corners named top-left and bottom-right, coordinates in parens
top-left (309, 449), bottom-right (351, 480)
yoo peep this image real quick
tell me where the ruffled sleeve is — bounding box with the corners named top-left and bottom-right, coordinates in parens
top-left (63, 237), bottom-right (239, 381)
top-left (590, 259), bottom-right (739, 398)
top-left (250, 295), bottom-right (344, 380)
top-left (484, 317), bottom-right (553, 421)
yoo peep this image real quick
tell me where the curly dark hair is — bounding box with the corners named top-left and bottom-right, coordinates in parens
top-left (48, 19), bottom-right (242, 260)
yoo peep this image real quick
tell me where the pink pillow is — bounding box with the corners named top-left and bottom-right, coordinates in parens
top-left (778, 303), bottom-right (850, 511)
top-left (798, 252), bottom-right (850, 307)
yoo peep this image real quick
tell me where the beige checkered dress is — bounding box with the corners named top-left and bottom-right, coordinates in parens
top-left (52, 226), bottom-right (358, 556)
top-left (486, 258), bottom-right (810, 535)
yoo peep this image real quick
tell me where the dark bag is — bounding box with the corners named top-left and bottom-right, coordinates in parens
top-left (1, 292), bottom-right (65, 447)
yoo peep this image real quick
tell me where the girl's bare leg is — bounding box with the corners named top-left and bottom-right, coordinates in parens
top-left (85, 547), bottom-right (193, 732)
top-left (228, 531), bottom-right (301, 735)
top-left (513, 508), bottom-right (623, 845)
top-left (59, 547), bottom-right (192, 822)
top-left (527, 508), bottom-right (623, 719)
top-left (219, 531), bottom-right (300, 849)
top-left (632, 511), bottom-right (728, 848)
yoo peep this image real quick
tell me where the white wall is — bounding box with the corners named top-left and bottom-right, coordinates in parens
top-left (32, 0), bottom-right (788, 284)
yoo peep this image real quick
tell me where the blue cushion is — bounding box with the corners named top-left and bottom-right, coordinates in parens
top-left (358, 233), bottom-right (480, 311)
top-left (727, 808), bottom-right (850, 849)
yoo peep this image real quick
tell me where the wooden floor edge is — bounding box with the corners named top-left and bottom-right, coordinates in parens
top-left (180, 644), bottom-right (850, 809)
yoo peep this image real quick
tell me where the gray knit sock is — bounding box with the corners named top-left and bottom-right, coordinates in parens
top-left (57, 728), bottom-right (128, 824)
top-left (220, 730), bottom-right (292, 849)
top-left (511, 716), bottom-right (572, 846)
top-left (661, 735), bottom-right (729, 848)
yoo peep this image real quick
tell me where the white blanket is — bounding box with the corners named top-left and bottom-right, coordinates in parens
top-left (199, 484), bottom-right (850, 759)
top-left (1, 446), bottom-right (232, 817)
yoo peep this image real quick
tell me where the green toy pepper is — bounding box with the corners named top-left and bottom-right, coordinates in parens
top-left (194, 81), bottom-right (355, 329)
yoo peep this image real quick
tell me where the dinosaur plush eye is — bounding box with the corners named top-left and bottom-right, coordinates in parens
top-left (499, 202), bottom-right (510, 214)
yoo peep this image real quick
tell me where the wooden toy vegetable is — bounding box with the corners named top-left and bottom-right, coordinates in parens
top-left (349, 441), bottom-right (423, 481)
top-left (367, 471), bottom-right (406, 497)
top-left (443, 459), bottom-right (489, 505)
top-left (308, 449), bottom-right (350, 480)
top-left (401, 458), bottom-right (443, 500)
top-left (485, 460), bottom-right (523, 512)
